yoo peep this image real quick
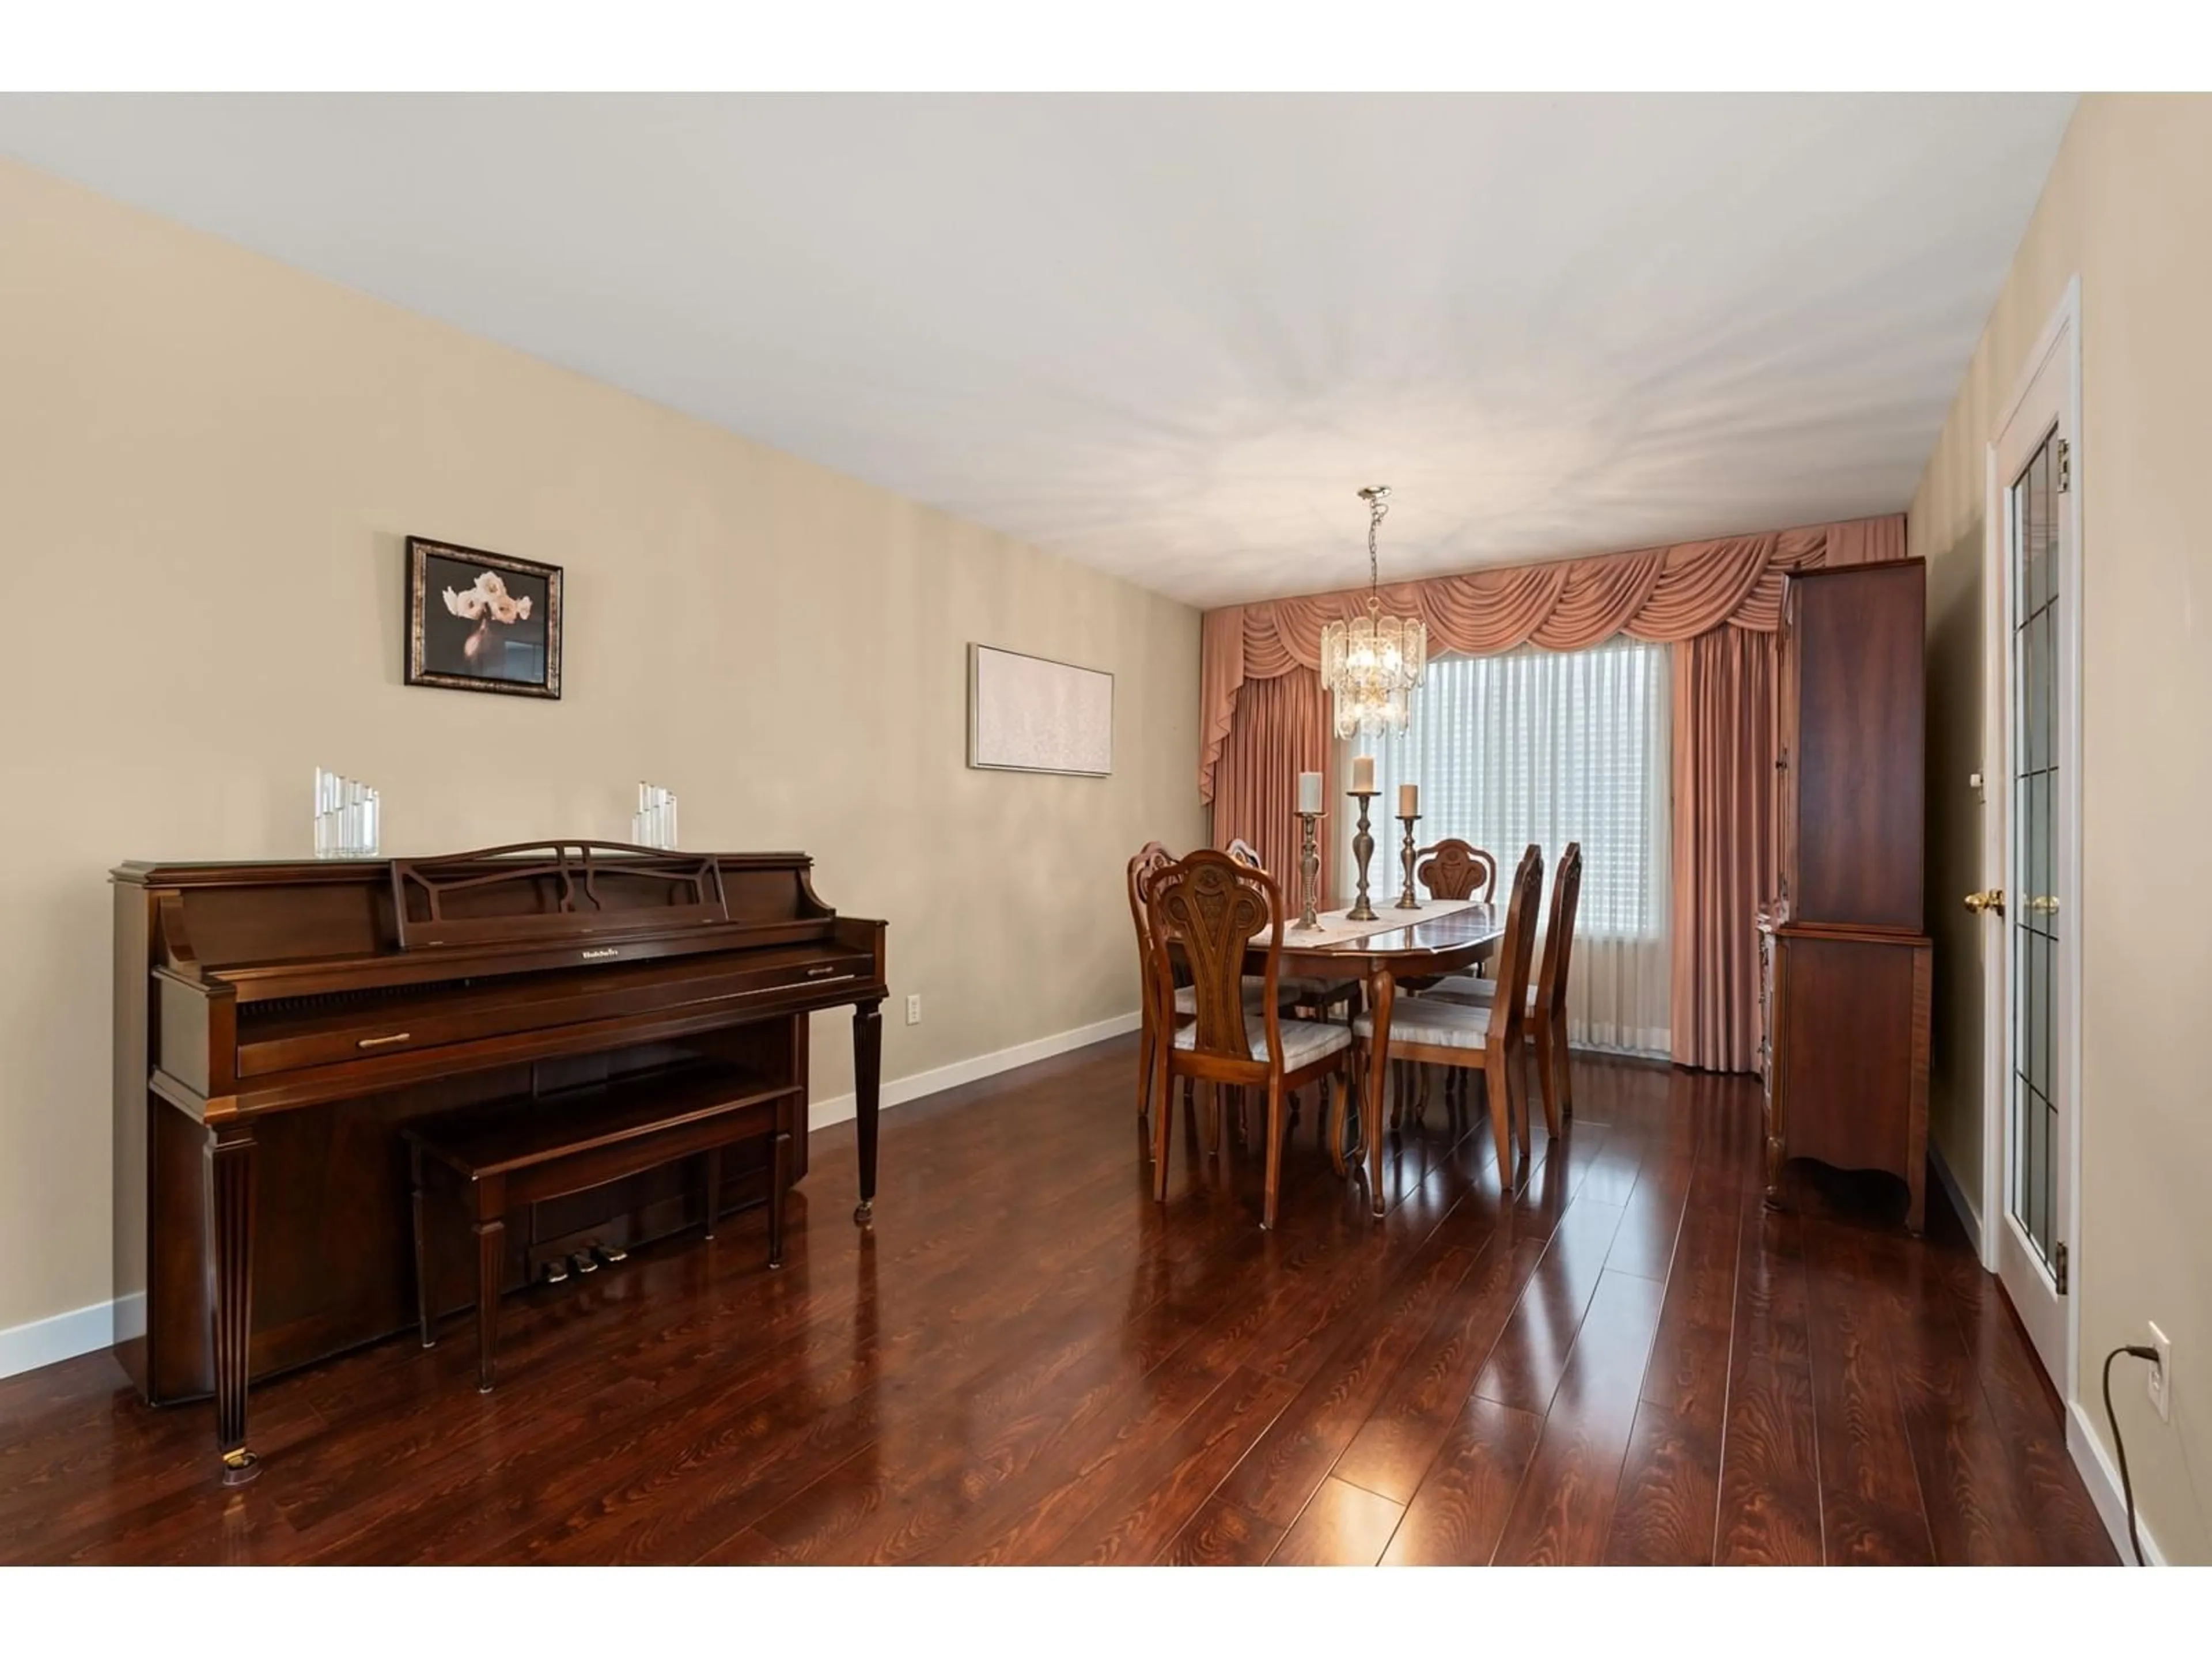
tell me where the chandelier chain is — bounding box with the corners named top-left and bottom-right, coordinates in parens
top-left (1361, 485), bottom-right (1389, 597)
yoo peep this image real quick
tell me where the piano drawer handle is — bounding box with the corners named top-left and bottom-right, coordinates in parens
top-left (806, 966), bottom-right (842, 978)
top-left (356, 1032), bottom-right (413, 1050)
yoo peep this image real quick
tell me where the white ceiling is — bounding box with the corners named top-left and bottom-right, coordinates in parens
top-left (0, 93), bottom-right (2074, 608)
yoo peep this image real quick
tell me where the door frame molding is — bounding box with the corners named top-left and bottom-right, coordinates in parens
top-left (1977, 274), bottom-right (2084, 1410)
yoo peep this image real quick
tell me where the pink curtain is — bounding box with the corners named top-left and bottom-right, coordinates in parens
top-left (1198, 606), bottom-right (1247, 817)
top-left (1209, 667), bottom-right (1333, 900)
top-left (1198, 513), bottom-right (1904, 803)
top-left (1670, 628), bottom-right (1778, 1072)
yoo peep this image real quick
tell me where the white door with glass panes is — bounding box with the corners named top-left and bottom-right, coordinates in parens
top-left (1979, 286), bottom-right (2079, 1393)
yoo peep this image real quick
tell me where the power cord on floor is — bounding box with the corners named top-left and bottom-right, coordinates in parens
top-left (2101, 1343), bottom-right (2162, 1565)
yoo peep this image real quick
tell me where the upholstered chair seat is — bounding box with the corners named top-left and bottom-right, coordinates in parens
top-left (1354, 998), bottom-right (1499, 1052)
top-left (1417, 976), bottom-right (1533, 1010)
top-left (1174, 1014), bottom-right (1353, 1070)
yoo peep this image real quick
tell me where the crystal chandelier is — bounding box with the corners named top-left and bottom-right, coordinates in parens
top-left (1319, 486), bottom-right (1427, 738)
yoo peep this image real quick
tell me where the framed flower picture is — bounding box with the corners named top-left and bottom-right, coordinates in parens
top-left (404, 536), bottom-right (563, 699)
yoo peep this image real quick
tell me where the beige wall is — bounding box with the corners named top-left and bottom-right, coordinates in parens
top-left (1908, 93), bottom-right (2212, 1564)
top-left (0, 158), bottom-right (1207, 1339)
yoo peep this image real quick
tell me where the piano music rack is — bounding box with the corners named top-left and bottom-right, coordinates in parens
top-left (390, 840), bottom-right (730, 950)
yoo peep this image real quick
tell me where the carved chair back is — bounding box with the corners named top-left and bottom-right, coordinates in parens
top-left (1146, 850), bottom-right (1283, 1071)
top-left (1127, 842), bottom-right (1172, 956)
top-left (1533, 842), bottom-right (1584, 1017)
top-left (1127, 841), bottom-right (1175, 1023)
top-left (1487, 845), bottom-right (1546, 1048)
top-left (1225, 838), bottom-right (1267, 872)
top-left (1415, 839), bottom-right (1498, 902)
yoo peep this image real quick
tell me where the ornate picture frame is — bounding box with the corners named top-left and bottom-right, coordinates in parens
top-left (404, 536), bottom-right (563, 700)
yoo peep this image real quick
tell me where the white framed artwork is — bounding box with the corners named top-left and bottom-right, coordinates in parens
top-left (967, 643), bottom-right (1114, 777)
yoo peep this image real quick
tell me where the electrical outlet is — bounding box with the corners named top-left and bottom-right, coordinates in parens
top-left (2147, 1321), bottom-right (2173, 1423)
top-left (906, 993), bottom-right (922, 1027)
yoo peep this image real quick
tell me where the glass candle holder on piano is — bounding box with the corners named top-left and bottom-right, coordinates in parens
top-left (632, 782), bottom-right (679, 850)
top-left (313, 768), bottom-right (381, 858)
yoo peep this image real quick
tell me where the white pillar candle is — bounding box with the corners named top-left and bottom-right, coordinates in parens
top-left (1350, 756), bottom-right (1376, 794)
top-left (1399, 782), bottom-right (1419, 818)
top-left (1297, 771), bottom-right (1323, 815)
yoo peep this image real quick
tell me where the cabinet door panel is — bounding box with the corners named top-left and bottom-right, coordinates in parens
top-left (1778, 936), bottom-right (1913, 1179)
top-left (1788, 565), bottom-right (1925, 929)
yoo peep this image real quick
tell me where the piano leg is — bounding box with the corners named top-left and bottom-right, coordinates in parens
top-left (769, 1131), bottom-right (790, 1267)
top-left (472, 1172), bottom-right (507, 1394)
top-left (853, 999), bottom-right (882, 1225)
top-left (410, 1143), bottom-right (435, 1349)
top-left (209, 1123), bottom-right (259, 1486)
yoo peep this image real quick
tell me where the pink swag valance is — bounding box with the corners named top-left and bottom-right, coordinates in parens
top-left (1199, 513), bottom-right (1905, 802)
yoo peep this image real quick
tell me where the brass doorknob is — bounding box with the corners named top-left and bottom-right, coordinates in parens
top-left (2028, 895), bottom-right (2061, 915)
top-left (1963, 889), bottom-right (2005, 916)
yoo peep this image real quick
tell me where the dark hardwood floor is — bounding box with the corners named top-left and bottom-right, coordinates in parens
top-left (0, 1038), bottom-right (2116, 1565)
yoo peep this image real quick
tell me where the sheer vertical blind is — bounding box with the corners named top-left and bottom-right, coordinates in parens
top-left (1339, 637), bottom-right (1672, 1055)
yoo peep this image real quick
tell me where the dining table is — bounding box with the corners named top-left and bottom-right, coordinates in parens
top-left (1243, 896), bottom-right (1508, 1217)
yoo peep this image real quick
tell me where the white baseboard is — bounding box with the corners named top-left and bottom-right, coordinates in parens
top-left (0, 1013), bottom-right (1142, 1385)
top-left (2068, 1398), bottom-right (2169, 1566)
top-left (809, 1009), bottom-right (1140, 1129)
top-left (0, 1292), bottom-right (142, 1382)
top-left (1929, 1141), bottom-right (1982, 1256)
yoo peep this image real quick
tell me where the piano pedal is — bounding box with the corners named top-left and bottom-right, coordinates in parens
top-left (591, 1241), bottom-right (627, 1266)
top-left (541, 1257), bottom-right (570, 1285)
top-left (570, 1249), bottom-right (599, 1275)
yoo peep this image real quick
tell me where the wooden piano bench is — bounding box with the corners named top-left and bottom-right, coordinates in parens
top-left (402, 1064), bottom-right (797, 1393)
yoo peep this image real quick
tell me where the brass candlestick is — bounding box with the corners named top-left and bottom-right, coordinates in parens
top-left (1294, 811), bottom-right (1324, 930)
top-left (1346, 790), bottom-right (1381, 922)
top-left (1395, 814), bottom-right (1423, 908)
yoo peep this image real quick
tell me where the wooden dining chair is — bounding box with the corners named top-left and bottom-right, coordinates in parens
top-left (1423, 842), bottom-right (1582, 1133)
top-left (1415, 839), bottom-right (1498, 902)
top-left (1127, 842), bottom-right (1178, 1126)
top-left (1146, 850), bottom-right (1353, 1229)
top-left (1354, 845), bottom-right (1544, 1177)
top-left (1128, 842), bottom-right (1283, 1130)
top-left (1401, 839), bottom-right (1499, 1000)
top-left (1224, 836), bottom-right (1362, 1027)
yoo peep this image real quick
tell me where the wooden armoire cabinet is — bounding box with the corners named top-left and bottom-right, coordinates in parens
top-left (1759, 558), bottom-right (1932, 1232)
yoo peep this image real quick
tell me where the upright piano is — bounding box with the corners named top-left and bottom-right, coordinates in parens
top-left (111, 842), bottom-right (888, 1483)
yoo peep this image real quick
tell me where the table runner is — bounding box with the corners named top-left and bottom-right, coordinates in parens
top-left (1256, 895), bottom-right (1484, 952)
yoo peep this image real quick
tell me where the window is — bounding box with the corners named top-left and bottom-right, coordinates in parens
top-left (1339, 635), bottom-right (1672, 1054)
